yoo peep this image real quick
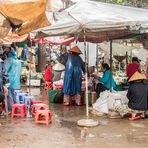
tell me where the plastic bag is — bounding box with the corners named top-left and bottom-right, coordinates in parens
top-left (93, 99), bottom-right (108, 113)
top-left (93, 90), bottom-right (128, 114)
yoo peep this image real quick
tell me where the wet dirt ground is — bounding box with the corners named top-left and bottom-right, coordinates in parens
top-left (0, 87), bottom-right (148, 148)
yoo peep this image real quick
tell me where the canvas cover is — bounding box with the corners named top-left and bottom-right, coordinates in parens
top-left (38, 0), bottom-right (148, 43)
top-left (35, 36), bottom-right (75, 45)
top-left (132, 48), bottom-right (148, 61)
top-left (99, 42), bottom-right (133, 55)
top-left (0, 13), bottom-right (11, 39)
top-left (0, 0), bottom-right (51, 36)
top-left (99, 42), bottom-right (148, 61)
top-left (0, 33), bottom-right (29, 44)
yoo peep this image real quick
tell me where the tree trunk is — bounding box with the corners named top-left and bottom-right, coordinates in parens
top-left (36, 44), bottom-right (46, 72)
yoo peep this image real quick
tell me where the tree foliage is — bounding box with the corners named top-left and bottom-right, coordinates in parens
top-left (94, 0), bottom-right (148, 8)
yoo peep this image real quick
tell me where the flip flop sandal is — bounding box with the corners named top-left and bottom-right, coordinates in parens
top-left (75, 102), bottom-right (82, 106)
top-left (63, 102), bottom-right (70, 106)
top-left (140, 114), bottom-right (145, 119)
top-left (129, 115), bottom-right (141, 121)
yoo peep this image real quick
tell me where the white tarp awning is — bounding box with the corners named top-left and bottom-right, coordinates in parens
top-left (99, 42), bottom-right (134, 55)
top-left (132, 48), bottom-right (148, 61)
top-left (99, 42), bottom-right (148, 61)
top-left (38, 0), bottom-right (148, 42)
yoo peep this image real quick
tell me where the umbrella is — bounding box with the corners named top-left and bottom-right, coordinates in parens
top-left (38, 0), bottom-right (148, 40)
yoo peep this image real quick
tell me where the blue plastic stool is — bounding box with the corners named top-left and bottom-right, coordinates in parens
top-left (16, 92), bottom-right (28, 104)
top-left (14, 90), bottom-right (22, 100)
top-left (24, 96), bottom-right (35, 108)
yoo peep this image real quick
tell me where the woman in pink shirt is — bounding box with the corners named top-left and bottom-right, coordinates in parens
top-left (126, 57), bottom-right (141, 80)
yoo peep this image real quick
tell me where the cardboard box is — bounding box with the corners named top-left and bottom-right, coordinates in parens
top-left (26, 79), bottom-right (41, 86)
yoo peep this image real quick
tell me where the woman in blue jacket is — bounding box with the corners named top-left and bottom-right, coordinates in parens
top-left (63, 46), bottom-right (85, 106)
top-left (92, 63), bottom-right (116, 97)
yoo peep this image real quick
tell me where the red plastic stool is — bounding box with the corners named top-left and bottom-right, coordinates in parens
top-left (30, 100), bottom-right (43, 107)
top-left (11, 104), bottom-right (26, 118)
top-left (35, 110), bottom-right (52, 125)
top-left (32, 103), bottom-right (48, 116)
top-left (30, 100), bottom-right (43, 114)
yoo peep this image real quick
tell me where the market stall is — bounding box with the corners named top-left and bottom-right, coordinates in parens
top-left (36, 0), bottom-right (148, 118)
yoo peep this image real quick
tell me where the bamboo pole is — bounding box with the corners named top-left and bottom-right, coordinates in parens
top-left (110, 40), bottom-right (113, 92)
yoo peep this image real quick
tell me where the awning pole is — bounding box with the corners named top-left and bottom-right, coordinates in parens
top-left (96, 44), bottom-right (99, 73)
top-left (84, 29), bottom-right (89, 117)
top-left (110, 40), bottom-right (113, 92)
top-left (77, 30), bottom-right (99, 127)
top-left (87, 43), bottom-right (89, 68)
top-left (29, 39), bottom-right (32, 95)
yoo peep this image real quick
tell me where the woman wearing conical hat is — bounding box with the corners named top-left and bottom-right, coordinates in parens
top-left (63, 46), bottom-right (85, 106)
top-left (115, 71), bottom-right (148, 120)
top-left (52, 61), bottom-right (65, 82)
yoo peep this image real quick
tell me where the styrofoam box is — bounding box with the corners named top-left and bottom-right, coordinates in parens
top-left (26, 79), bottom-right (41, 86)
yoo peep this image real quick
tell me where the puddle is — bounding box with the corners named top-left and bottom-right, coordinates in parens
top-left (60, 119), bottom-right (77, 128)
top-left (100, 133), bottom-right (122, 139)
top-left (99, 120), bottom-right (109, 125)
top-left (130, 123), bottom-right (145, 128)
top-left (60, 119), bottom-right (81, 139)
top-left (86, 133), bottom-right (96, 138)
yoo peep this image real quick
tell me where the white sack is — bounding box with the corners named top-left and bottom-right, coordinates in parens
top-left (93, 90), bottom-right (128, 114)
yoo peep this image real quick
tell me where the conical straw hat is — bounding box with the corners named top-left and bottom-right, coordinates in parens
top-left (128, 71), bottom-right (147, 82)
top-left (53, 62), bottom-right (65, 71)
top-left (68, 46), bottom-right (82, 54)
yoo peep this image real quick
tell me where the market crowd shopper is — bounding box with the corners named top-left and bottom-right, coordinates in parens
top-left (126, 57), bottom-right (141, 80)
top-left (0, 52), bottom-right (8, 114)
top-left (63, 46), bottom-right (85, 106)
top-left (44, 61), bottom-right (54, 83)
top-left (3, 44), bottom-right (22, 112)
top-left (146, 57), bottom-right (148, 75)
top-left (92, 63), bottom-right (116, 97)
top-left (115, 71), bottom-right (148, 120)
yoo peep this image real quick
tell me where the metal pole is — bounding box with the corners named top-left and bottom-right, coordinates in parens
top-left (29, 39), bottom-right (32, 94)
top-left (87, 43), bottom-right (89, 68)
top-left (96, 44), bottom-right (99, 73)
top-left (84, 29), bottom-right (89, 117)
top-left (110, 40), bottom-right (113, 92)
top-left (126, 51), bottom-right (128, 65)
